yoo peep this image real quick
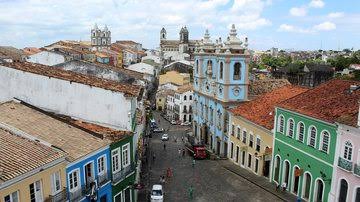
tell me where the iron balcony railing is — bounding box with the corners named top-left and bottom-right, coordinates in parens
top-left (69, 188), bottom-right (84, 202)
top-left (45, 189), bottom-right (66, 202)
top-left (112, 163), bottom-right (135, 184)
top-left (97, 172), bottom-right (110, 187)
top-left (338, 157), bottom-right (353, 171)
top-left (354, 163), bottom-right (360, 176)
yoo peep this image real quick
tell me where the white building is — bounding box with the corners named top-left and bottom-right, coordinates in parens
top-left (166, 84), bottom-right (193, 124)
top-left (26, 50), bottom-right (67, 66)
top-left (126, 62), bottom-right (156, 81)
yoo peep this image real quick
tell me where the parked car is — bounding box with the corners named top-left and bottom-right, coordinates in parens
top-left (170, 120), bottom-right (177, 125)
top-left (181, 122), bottom-right (191, 126)
top-left (153, 128), bottom-right (164, 132)
top-left (150, 184), bottom-right (163, 202)
top-left (161, 134), bottom-right (169, 141)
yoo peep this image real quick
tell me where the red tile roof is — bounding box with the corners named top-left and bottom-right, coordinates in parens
top-left (1, 62), bottom-right (141, 97)
top-left (231, 85), bottom-right (308, 130)
top-left (278, 79), bottom-right (360, 127)
top-left (0, 128), bottom-right (65, 183)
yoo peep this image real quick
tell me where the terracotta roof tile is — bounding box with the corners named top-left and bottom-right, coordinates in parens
top-left (0, 128), bottom-right (65, 183)
top-left (249, 79), bottom-right (290, 97)
top-left (1, 62), bottom-right (141, 97)
top-left (176, 84), bottom-right (193, 94)
top-left (278, 79), bottom-right (360, 127)
top-left (231, 85), bottom-right (308, 130)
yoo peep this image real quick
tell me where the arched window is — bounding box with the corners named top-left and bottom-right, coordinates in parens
top-left (207, 60), bottom-right (213, 75)
top-left (287, 119), bottom-right (294, 137)
top-left (320, 131), bottom-right (330, 153)
top-left (278, 115), bottom-right (284, 133)
top-left (184, 95), bottom-right (187, 100)
top-left (297, 122), bottom-right (305, 142)
top-left (314, 179), bottom-right (324, 202)
top-left (196, 60), bottom-right (199, 74)
top-left (233, 62), bottom-right (241, 80)
top-left (219, 62), bottom-right (224, 79)
top-left (343, 141), bottom-right (353, 161)
top-left (308, 126), bottom-right (317, 148)
top-left (273, 156), bottom-right (281, 183)
top-left (339, 179), bottom-right (348, 202)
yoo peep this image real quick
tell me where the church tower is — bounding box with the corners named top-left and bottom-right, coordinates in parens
top-left (160, 27), bottom-right (167, 41)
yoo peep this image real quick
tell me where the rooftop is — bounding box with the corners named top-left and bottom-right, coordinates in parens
top-left (278, 79), bottom-right (360, 127)
top-left (0, 128), bottom-right (65, 183)
top-left (1, 61), bottom-right (141, 97)
top-left (176, 84), bottom-right (193, 94)
top-left (249, 79), bottom-right (291, 97)
top-left (231, 85), bottom-right (308, 130)
top-left (0, 101), bottom-right (111, 162)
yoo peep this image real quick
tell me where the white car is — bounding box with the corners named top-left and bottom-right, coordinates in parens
top-left (170, 120), bottom-right (177, 125)
top-left (150, 184), bottom-right (163, 202)
top-left (161, 134), bottom-right (169, 141)
top-left (153, 128), bottom-right (164, 132)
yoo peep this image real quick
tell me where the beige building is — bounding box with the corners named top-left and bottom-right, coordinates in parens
top-left (159, 71), bottom-right (190, 86)
top-left (228, 85), bottom-right (307, 177)
top-left (0, 127), bottom-right (67, 202)
top-left (156, 89), bottom-right (175, 111)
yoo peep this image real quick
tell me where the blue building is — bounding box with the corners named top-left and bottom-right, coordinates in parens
top-left (193, 25), bottom-right (250, 156)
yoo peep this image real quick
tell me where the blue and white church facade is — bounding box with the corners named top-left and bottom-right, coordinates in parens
top-left (193, 25), bottom-right (250, 156)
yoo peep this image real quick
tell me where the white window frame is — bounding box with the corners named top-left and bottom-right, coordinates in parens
top-left (319, 130), bottom-right (330, 153)
top-left (4, 190), bottom-right (19, 202)
top-left (286, 118), bottom-right (294, 137)
top-left (51, 171), bottom-right (62, 195)
top-left (249, 133), bottom-right (254, 148)
top-left (255, 136), bottom-right (261, 152)
top-left (122, 143), bottom-right (131, 168)
top-left (112, 148), bottom-right (121, 173)
top-left (307, 126), bottom-right (317, 148)
top-left (242, 129), bottom-right (247, 144)
top-left (68, 168), bottom-right (80, 192)
top-left (114, 190), bottom-right (123, 202)
top-left (296, 122), bottom-right (305, 142)
top-left (278, 115), bottom-right (285, 133)
top-left (343, 141), bottom-right (353, 161)
top-left (97, 155), bottom-right (107, 175)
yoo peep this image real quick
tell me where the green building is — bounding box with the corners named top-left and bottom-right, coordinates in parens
top-left (271, 79), bottom-right (360, 202)
top-left (110, 134), bottom-right (137, 202)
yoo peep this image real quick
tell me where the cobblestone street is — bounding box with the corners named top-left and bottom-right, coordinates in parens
top-left (139, 112), bottom-right (298, 202)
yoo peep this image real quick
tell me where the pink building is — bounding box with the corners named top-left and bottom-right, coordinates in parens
top-left (329, 104), bottom-right (360, 202)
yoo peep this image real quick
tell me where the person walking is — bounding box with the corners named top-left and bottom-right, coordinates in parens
top-left (163, 143), bottom-right (166, 150)
top-left (188, 185), bottom-right (194, 200)
top-left (178, 148), bottom-right (181, 157)
top-left (182, 148), bottom-right (185, 157)
top-left (152, 153), bottom-right (156, 162)
top-left (192, 159), bottom-right (195, 168)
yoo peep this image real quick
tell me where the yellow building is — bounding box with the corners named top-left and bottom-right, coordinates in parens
top-left (156, 89), bottom-right (175, 111)
top-left (228, 85), bottom-right (307, 177)
top-left (159, 71), bottom-right (190, 86)
top-left (0, 128), bottom-right (67, 202)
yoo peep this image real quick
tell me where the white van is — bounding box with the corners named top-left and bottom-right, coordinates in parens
top-left (150, 184), bottom-right (163, 202)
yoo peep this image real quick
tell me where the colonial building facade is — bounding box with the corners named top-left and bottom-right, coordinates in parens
top-left (91, 24), bottom-right (111, 51)
top-left (193, 25), bottom-right (250, 156)
top-left (271, 80), bottom-right (360, 202)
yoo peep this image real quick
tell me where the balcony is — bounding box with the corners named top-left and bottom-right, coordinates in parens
top-left (45, 189), bottom-right (66, 202)
top-left (354, 164), bottom-right (360, 177)
top-left (338, 157), bottom-right (353, 172)
top-left (112, 163), bottom-right (135, 184)
top-left (97, 172), bottom-right (110, 187)
top-left (69, 188), bottom-right (84, 202)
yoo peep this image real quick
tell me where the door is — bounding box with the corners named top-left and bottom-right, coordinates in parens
top-left (314, 179), bottom-right (324, 202)
top-left (241, 151), bottom-right (246, 166)
top-left (338, 179), bottom-right (348, 202)
top-left (236, 146), bottom-right (239, 163)
top-left (29, 180), bottom-right (43, 202)
top-left (355, 187), bottom-right (360, 202)
top-left (293, 167), bottom-right (300, 195)
top-left (303, 173), bottom-right (311, 200)
top-left (100, 195), bottom-right (107, 202)
top-left (223, 142), bottom-right (228, 157)
top-left (283, 161), bottom-right (290, 188)
top-left (124, 187), bottom-right (131, 202)
top-left (263, 160), bottom-right (270, 178)
top-left (273, 156), bottom-right (280, 183)
top-left (217, 140), bottom-right (221, 155)
top-left (230, 143), bottom-right (234, 159)
top-left (85, 162), bottom-right (94, 186)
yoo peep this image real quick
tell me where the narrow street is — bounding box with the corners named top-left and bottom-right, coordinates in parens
top-left (142, 112), bottom-right (285, 202)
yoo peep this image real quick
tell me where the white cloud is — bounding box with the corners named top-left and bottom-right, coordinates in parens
top-left (309, 0), bottom-right (325, 8)
top-left (328, 12), bottom-right (344, 18)
top-left (289, 6), bottom-right (307, 17)
top-left (278, 24), bottom-right (312, 33)
top-left (313, 21), bottom-right (336, 31)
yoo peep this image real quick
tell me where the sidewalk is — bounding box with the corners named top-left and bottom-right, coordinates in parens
top-left (218, 160), bottom-right (302, 202)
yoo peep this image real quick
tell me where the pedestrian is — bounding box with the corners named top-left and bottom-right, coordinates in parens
top-left (152, 153), bottom-right (156, 162)
top-left (166, 167), bottom-right (172, 179)
top-left (281, 182), bottom-right (287, 191)
top-left (163, 143), bottom-right (166, 150)
top-left (192, 159), bottom-right (195, 168)
top-left (275, 182), bottom-right (280, 191)
top-left (178, 148), bottom-right (181, 157)
top-left (188, 185), bottom-right (194, 200)
top-left (161, 175), bottom-right (165, 184)
top-left (182, 148), bottom-right (185, 157)
top-left (182, 136), bottom-right (184, 142)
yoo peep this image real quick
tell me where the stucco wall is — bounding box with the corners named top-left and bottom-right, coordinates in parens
top-left (26, 51), bottom-right (65, 66)
top-left (0, 66), bottom-right (133, 130)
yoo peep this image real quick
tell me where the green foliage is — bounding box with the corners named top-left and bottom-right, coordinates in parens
top-left (328, 55), bottom-right (360, 71)
top-left (260, 55), bottom-right (292, 71)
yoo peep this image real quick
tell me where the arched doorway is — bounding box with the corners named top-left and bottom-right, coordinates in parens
top-left (355, 187), bottom-right (360, 202)
top-left (314, 179), bottom-right (324, 202)
top-left (302, 172), bottom-right (312, 200)
top-left (282, 161), bottom-right (290, 190)
top-left (338, 179), bottom-right (348, 202)
top-left (273, 156), bottom-right (281, 183)
top-left (292, 166), bottom-right (300, 195)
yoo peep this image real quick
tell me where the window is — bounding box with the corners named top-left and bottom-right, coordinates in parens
top-left (98, 156), bottom-right (106, 174)
top-left (237, 127), bottom-right (241, 139)
top-left (29, 180), bottom-right (43, 202)
top-left (184, 95), bottom-right (187, 100)
top-left (255, 158), bottom-right (259, 173)
top-left (343, 141), bottom-right (353, 161)
top-left (278, 115), bottom-right (284, 133)
top-left (51, 171), bottom-right (61, 194)
top-left (207, 60), bottom-right (213, 75)
top-left (112, 149), bottom-right (121, 173)
top-left (241, 151), bottom-right (246, 165)
top-left (287, 119), bottom-right (294, 137)
top-left (196, 60), bottom-right (199, 74)
top-left (68, 170), bottom-right (79, 191)
top-left (256, 137), bottom-right (261, 152)
top-left (4, 191), bottom-right (19, 202)
top-left (242, 130), bottom-right (247, 144)
top-left (219, 62), bottom-right (224, 79)
top-left (308, 126), bottom-right (317, 148)
top-left (189, 95), bottom-right (192, 100)
top-left (233, 62), bottom-right (241, 80)
top-left (122, 144), bottom-right (130, 167)
top-left (297, 122), bottom-right (305, 142)
top-left (249, 134), bottom-right (254, 148)
top-left (320, 131), bottom-right (330, 153)
top-left (231, 124), bottom-right (235, 136)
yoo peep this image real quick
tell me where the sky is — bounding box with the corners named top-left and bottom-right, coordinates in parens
top-left (0, 0), bottom-right (359, 51)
